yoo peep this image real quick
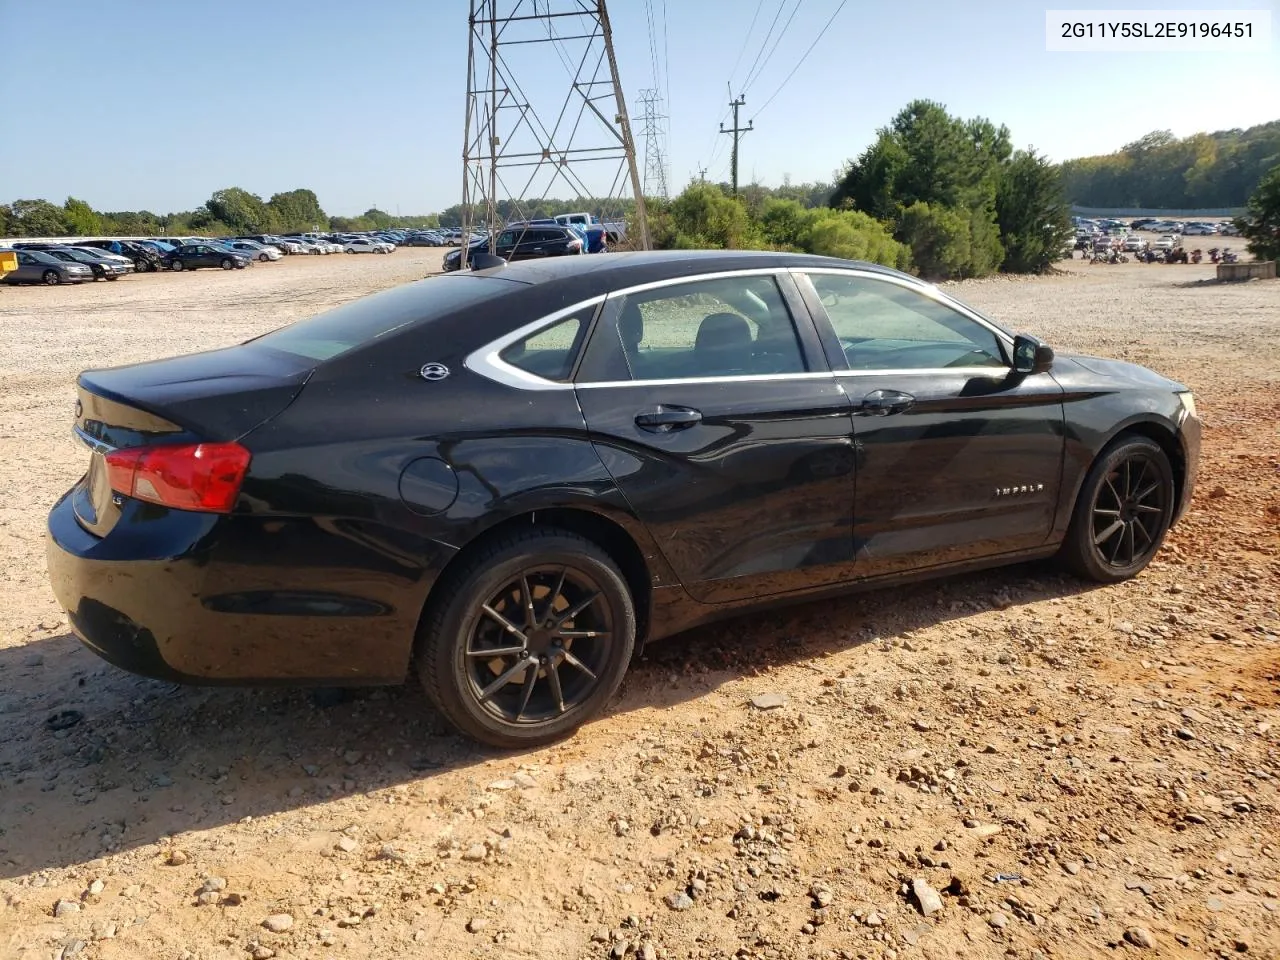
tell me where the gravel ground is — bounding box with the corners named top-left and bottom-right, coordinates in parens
top-left (0, 253), bottom-right (1277, 960)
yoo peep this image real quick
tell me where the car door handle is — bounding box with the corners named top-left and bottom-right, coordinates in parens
top-left (857, 389), bottom-right (915, 416)
top-left (634, 405), bottom-right (702, 432)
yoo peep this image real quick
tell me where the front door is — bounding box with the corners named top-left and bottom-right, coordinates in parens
top-left (796, 269), bottom-right (1065, 577)
top-left (574, 271), bottom-right (857, 603)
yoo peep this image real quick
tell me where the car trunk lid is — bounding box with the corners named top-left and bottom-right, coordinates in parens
top-left (71, 345), bottom-right (313, 537)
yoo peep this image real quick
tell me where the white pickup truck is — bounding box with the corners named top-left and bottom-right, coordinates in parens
top-left (554, 212), bottom-right (627, 252)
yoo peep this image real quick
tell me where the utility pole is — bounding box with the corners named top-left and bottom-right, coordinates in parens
top-left (459, 0), bottom-right (650, 267)
top-left (719, 95), bottom-right (752, 195)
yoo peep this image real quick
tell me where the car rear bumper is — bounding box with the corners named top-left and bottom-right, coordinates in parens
top-left (46, 489), bottom-right (452, 686)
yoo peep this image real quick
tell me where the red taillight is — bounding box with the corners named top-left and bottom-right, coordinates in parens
top-left (104, 442), bottom-right (251, 514)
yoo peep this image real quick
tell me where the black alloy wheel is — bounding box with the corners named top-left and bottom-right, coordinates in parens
top-left (417, 528), bottom-right (636, 747)
top-left (1062, 436), bottom-right (1175, 582)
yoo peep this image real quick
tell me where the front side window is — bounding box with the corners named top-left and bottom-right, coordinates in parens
top-left (806, 273), bottom-right (1006, 371)
top-left (498, 308), bottom-right (594, 382)
top-left (586, 275), bottom-right (807, 382)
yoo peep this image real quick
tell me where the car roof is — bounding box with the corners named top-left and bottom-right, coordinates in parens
top-left (463, 249), bottom-right (916, 289)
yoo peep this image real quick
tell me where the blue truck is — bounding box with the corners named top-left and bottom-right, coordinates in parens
top-left (553, 212), bottom-right (626, 253)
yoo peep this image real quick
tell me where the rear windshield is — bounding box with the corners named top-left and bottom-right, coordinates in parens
top-left (244, 274), bottom-right (519, 362)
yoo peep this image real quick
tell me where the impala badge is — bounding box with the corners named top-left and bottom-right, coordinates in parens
top-left (994, 483), bottom-right (1044, 497)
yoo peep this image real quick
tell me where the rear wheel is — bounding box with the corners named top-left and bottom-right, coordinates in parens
top-left (1060, 435), bottom-right (1175, 583)
top-left (42, 270), bottom-right (61, 286)
top-left (417, 529), bottom-right (636, 748)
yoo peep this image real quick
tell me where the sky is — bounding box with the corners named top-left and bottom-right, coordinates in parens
top-left (0, 0), bottom-right (1276, 217)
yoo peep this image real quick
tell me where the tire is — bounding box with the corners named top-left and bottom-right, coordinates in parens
top-left (43, 270), bottom-right (61, 286)
top-left (259, 253), bottom-right (269, 262)
top-left (417, 528), bottom-right (636, 748)
top-left (171, 260), bottom-right (185, 272)
top-left (1059, 435), bottom-right (1175, 583)
top-left (106, 275), bottom-right (119, 281)
top-left (220, 258), bottom-right (233, 270)
top-left (134, 259), bottom-right (147, 273)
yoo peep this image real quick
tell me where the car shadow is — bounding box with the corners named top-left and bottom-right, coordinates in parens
top-left (0, 559), bottom-right (1098, 880)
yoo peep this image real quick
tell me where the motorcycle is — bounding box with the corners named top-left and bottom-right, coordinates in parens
top-left (1208, 247), bottom-right (1220, 263)
top-left (1190, 249), bottom-right (1203, 264)
top-left (1220, 247), bottom-right (1239, 264)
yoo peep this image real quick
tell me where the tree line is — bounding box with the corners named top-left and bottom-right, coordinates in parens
top-left (5, 102), bottom-right (1275, 277)
top-left (1060, 121), bottom-right (1280, 211)
top-left (0, 188), bottom-right (439, 240)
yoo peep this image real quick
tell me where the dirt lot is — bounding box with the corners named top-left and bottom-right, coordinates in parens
top-left (1, 253), bottom-right (1277, 960)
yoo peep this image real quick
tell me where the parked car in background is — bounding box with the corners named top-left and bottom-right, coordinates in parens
top-left (222, 239), bottom-right (282, 262)
top-left (1182, 222), bottom-right (1215, 236)
top-left (46, 247), bottom-right (134, 280)
top-left (1220, 222), bottom-right (1241, 236)
top-left (442, 224), bottom-right (583, 271)
top-left (1153, 235), bottom-right (1181, 252)
top-left (79, 239), bottom-right (165, 273)
top-left (344, 238), bottom-right (394, 254)
top-left (1, 249), bottom-right (93, 285)
top-left (555, 211), bottom-right (625, 248)
top-left (1122, 235), bottom-right (1148, 252)
top-left (163, 244), bottom-right (251, 271)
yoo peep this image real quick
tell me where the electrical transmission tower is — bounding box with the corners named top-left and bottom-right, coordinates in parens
top-left (635, 88), bottom-right (669, 200)
top-left (460, 0), bottom-right (649, 266)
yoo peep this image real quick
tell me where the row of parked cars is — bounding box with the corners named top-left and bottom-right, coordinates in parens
top-left (1074, 216), bottom-right (1239, 238)
top-left (0, 229), bottom-right (432, 286)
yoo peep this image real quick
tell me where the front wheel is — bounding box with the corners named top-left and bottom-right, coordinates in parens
top-left (1060, 435), bottom-right (1175, 583)
top-left (417, 529), bottom-right (636, 748)
top-left (220, 258), bottom-right (234, 270)
top-left (43, 270), bottom-right (61, 286)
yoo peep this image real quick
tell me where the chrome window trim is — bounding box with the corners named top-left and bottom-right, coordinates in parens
top-left (73, 424), bottom-right (115, 455)
top-left (576, 371), bottom-right (836, 390)
top-left (833, 366), bottom-right (1013, 379)
top-left (464, 265), bottom-right (1017, 392)
top-left (792, 267), bottom-right (1016, 348)
top-left (463, 295), bottom-right (606, 392)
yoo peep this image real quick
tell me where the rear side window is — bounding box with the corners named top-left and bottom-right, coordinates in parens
top-left (247, 275), bottom-right (517, 362)
top-left (498, 308), bottom-right (595, 382)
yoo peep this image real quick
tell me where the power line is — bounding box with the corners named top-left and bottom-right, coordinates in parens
top-left (738, 1), bottom-right (788, 96)
top-left (750, 0), bottom-right (849, 122)
top-left (742, 0), bottom-right (804, 94)
top-left (726, 0), bottom-right (766, 91)
top-left (643, 0), bottom-right (662, 92)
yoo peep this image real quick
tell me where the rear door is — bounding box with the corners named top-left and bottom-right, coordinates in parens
top-left (573, 269), bottom-right (858, 603)
top-left (795, 269), bottom-right (1065, 577)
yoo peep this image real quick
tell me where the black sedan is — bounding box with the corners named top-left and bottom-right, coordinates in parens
top-left (163, 243), bottom-right (250, 271)
top-left (45, 246), bottom-right (134, 281)
top-left (47, 251), bottom-right (1200, 747)
top-left (443, 224), bottom-right (583, 271)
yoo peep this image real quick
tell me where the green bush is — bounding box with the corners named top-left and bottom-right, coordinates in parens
top-left (1236, 163), bottom-right (1280, 262)
top-left (798, 208), bottom-right (911, 271)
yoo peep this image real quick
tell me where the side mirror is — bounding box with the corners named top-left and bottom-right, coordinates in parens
top-left (1012, 334), bottom-right (1054, 375)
